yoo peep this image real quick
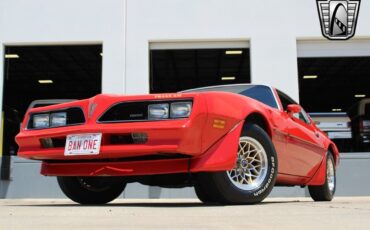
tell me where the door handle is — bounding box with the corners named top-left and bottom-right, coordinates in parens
top-left (315, 132), bottom-right (320, 138)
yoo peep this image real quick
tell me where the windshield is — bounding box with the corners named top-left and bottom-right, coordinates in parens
top-left (183, 85), bottom-right (278, 109)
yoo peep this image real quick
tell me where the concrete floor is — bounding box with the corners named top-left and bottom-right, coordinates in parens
top-left (1, 197), bottom-right (370, 230)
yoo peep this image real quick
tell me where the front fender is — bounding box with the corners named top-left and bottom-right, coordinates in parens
top-left (199, 92), bottom-right (273, 153)
top-left (190, 121), bottom-right (244, 172)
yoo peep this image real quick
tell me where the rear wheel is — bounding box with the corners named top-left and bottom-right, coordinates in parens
top-left (195, 124), bottom-right (278, 204)
top-left (57, 176), bottom-right (126, 205)
top-left (308, 153), bottom-right (336, 201)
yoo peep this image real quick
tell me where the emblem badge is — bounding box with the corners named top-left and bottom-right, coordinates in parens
top-left (317, 0), bottom-right (361, 40)
top-left (88, 103), bottom-right (97, 118)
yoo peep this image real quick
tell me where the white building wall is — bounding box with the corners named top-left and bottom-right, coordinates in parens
top-left (124, 0), bottom-right (370, 99)
top-left (0, 0), bottom-right (126, 95)
top-left (125, 0), bottom-right (301, 99)
top-left (1, 0), bottom-right (370, 104)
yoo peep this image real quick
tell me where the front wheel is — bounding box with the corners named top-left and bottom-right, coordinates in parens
top-left (308, 153), bottom-right (336, 201)
top-left (57, 176), bottom-right (126, 205)
top-left (195, 124), bottom-right (278, 204)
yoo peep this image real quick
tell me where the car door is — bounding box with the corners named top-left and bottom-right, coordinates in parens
top-left (277, 91), bottom-right (326, 177)
top-left (285, 110), bottom-right (326, 177)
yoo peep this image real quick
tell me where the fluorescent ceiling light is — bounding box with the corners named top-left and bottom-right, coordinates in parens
top-left (5, 54), bottom-right (19, 59)
top-left (303, 75), bottom-right (318, 79)
top-left (221, 76), bottom-right (236, 81)
top-left (355, 94), bottom-right (366, 98)
top-left (38, 80), bottom-right (53, 84)
top-left (332, 108), bottom-right (342, 112)
top-left (225, 50), bottom-right (243, 55)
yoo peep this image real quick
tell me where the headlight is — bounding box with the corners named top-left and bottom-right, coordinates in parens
top-left (33, 114), bottom-right (49, 128)
top-left (170, 102), bottom-right (192, 118)
top-left (27, 107), bottom-right (85, 129)
top-left (50, 112), bottom-right (67, 127)
top-left (148, 103), bottom-right (169, 120)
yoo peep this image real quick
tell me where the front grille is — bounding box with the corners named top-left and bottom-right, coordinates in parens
top-left (27, 107), bottom-right (85, 129)
top-left (40, 137), bottom-right (66, 148)
top-left (110, 134), bottom-right (134, 145)
top-left (99, 102), bottom-right (149, 122)
top-left (109, 133), bottom-right (148, 144)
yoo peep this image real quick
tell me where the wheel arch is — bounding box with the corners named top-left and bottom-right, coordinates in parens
top-left (327, 142), bottom-right (340, 166)
top-left (328, 144), bottom-right (335, 158)
top-left (307, 143), bottom-right (339, 186)
top-left (244, 112), bottom-right (272, 138)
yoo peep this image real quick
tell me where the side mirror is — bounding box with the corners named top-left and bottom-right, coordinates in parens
top-left (287, 104), bottom-right (301, 114)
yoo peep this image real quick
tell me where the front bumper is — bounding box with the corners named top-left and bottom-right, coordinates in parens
top-left (39, 120), bottom-right (244, 176)
top-left (16, 119), bottom-right (206, 160)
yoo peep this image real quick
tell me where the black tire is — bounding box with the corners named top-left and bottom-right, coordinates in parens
top-left (196, 123), bottom-right (278, 204)
top-left (308, 153), bottom-right (336, 201)
top-left (194, 183), bottom-right (217, 203)
top-left (57, 176), bottom-right (126, 205)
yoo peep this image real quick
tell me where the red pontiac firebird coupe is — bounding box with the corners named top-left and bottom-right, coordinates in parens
top-left (16, 84), bottom-right (339, 204)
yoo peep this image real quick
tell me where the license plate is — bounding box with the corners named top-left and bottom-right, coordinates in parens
top-left (64, 133), bottom-right (102, 156)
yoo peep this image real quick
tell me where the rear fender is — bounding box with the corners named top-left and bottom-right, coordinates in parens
top-left (306, 152), bottom-right (327, 185)
top-left (307, 142), bottom-right (339, 186)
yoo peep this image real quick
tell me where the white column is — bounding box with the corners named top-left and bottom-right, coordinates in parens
top-left (0, 45), bottom-right (3, 156)
top-left (250, 36), bottom-right (299, 101)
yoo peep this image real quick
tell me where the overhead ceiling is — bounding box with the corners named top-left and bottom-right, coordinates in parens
top-left (150, 48), bottom-right (250, 93)
top-left (298, 57), bottom-right (370, 113)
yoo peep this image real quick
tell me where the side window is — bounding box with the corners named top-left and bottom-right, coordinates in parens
top-left (277, 90), bottom-right (310, 124)
top-left (293, 109), bottom-right (311, 124)
top-left (278, 94), bottom-right (291, 112)
top-left (277, 90), bottom-right (295, 112)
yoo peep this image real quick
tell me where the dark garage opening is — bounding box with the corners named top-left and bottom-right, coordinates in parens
top-left (150, 48), bottom-right (250, 93)
top-left (298, 57), bottom-right (370, 152)
top-left (2, 44), bottom-right (102, 159)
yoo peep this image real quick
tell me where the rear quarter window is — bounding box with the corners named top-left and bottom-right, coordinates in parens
top-left (239, 86), bottom-right (278, 109)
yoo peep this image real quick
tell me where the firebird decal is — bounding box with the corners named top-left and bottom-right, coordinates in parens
top-left (154, 94), bottom-right (183, 99)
